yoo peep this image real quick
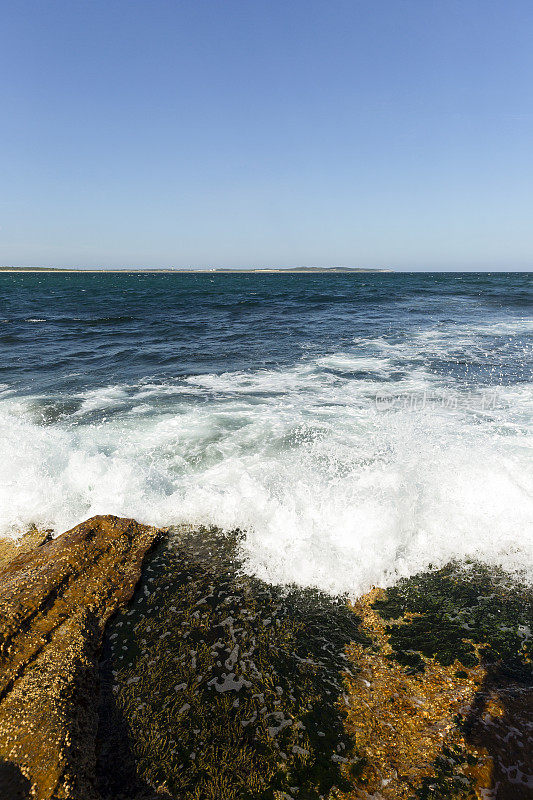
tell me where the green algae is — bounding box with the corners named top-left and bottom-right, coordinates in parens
top-left (97, 527), bottom-right (368, 799)
top-left (95, 547), bottom-right (532, 799)
top-left (413, 744), bottom-right (478, 800)
top-left (372, 562), bottom-right (532, 678)
top-left (368, 563), bottom-right (533, 799)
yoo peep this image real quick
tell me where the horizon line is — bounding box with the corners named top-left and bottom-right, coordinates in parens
top-left (1, 266), bottom-right (532, 274)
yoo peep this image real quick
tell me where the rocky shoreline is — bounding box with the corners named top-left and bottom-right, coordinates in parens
top-left (0, 517), bottom-right (531, 799)
top-left (0, 516), bottom-right (160, 799)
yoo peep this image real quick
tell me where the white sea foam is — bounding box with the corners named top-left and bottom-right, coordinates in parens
top-left (0, 335), bottom-right (531, 596)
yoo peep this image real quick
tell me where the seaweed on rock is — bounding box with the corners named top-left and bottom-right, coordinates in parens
top-left (354, 562), bottom-right (533, 800)
top-left (372, 561), bottom-right (532, 679)
top-left (96, 527), bottom-right (369, 800)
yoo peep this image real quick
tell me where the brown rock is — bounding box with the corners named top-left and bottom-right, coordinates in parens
top-left (338, 588), bottom-right (493, 800)
top-left (0, 527), bottom-right (52, 573)
top-left (0, 515), bottom-right (161, 800)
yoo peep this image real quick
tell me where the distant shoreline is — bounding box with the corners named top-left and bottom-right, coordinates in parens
top-left (0, 266), bottom-right (392, 274)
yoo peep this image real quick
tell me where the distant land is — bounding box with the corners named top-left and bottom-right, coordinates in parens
top-left (0, 266), bottom-right (392, 274)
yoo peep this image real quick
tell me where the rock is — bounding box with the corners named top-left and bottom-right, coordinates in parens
top-left (1, 520), bottom-right (530, 800)
top-left (0, 527), bottom-right (52, 573)
top-left (96, 527), bottom-right (366, 800)
top-left (342, 588), bottom-right (492, 799)
top-left (340, 565), bottom-right (533, 800)
top-left (0, 515), bottom-right (160, 800)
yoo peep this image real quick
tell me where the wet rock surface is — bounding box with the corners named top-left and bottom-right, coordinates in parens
top-left (98, 534), bottom-right (532, 800)
top-left (343, 564), bottom-right (532, 800)
top-left (0, 520), bottom-right (530, 800)
top-left (96, 527), bottom-right (366, 800)
top-left (0, 515), bottom-right (160, 800)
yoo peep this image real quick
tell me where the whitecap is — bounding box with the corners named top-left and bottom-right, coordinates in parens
top-left (0, 335), bottom-right (531, 595)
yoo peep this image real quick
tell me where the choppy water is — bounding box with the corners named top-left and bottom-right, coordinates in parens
top-left (0, 271), bottom-right (531, 595)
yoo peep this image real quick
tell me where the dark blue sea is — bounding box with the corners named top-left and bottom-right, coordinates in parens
top-left (0, 271), bottom-right (531, 594)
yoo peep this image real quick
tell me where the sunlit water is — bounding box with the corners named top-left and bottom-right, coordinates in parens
top-left (0, 271), bottom-right (531, 595)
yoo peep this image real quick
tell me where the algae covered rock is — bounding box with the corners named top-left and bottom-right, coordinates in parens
top-left (372, 561), bottom-right (532, 679)
top-left (96, 526), bottom-right (368, 800)
top-left (339, 564), bottom-right (533, 800)
top-left (0, 515), bottom-right (160, 800)
top-left (0, 516), bottom-right (530, 800)
top-left (342, 588), bottom-right (491, 799)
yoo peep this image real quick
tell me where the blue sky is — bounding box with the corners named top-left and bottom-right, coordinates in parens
top-left (1, 0), bottom-right (532, 270)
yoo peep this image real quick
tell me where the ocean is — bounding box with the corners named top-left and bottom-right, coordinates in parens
top-left (0, 271), bottom-right (531, 596)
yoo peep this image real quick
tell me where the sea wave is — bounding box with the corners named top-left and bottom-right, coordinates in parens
top-left (1, 339), bottom-right (531, 596)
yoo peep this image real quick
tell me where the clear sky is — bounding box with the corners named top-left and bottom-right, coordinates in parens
top-left (1, 0), bottom-right (532, 270)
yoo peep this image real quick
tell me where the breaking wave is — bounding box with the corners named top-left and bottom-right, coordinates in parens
top-left (1, 325), bottom-right (531, 596)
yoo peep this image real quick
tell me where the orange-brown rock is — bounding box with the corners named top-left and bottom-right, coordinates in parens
top-left (338, 588), bottom-right (493, 800)
top-left (0, 527), bottom-right (52, 573)
top-left (0, 515), bottom-right (161, 800)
